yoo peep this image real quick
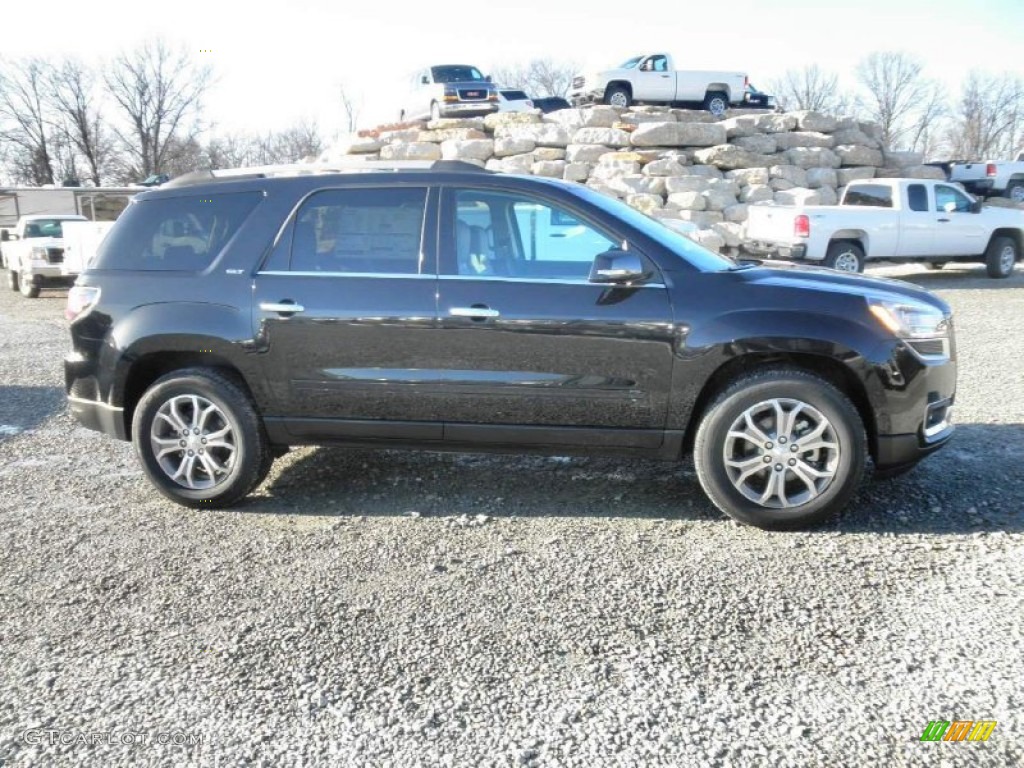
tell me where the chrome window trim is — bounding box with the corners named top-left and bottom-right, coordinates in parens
top-left (437, 274), bottom-right (664, 287)
top-left (257, 270), bottom-right (434, 279)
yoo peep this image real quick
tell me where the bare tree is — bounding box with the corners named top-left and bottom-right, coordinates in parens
top-left (104, 39), bottom-right (212, 179)
top-left (0, 57), bottom-right (57, 184)
top-left (855, 50), bottom-right (943, 150)
top-left (261, 120), bottom-right (324, 163)
top-left (339, 84), bottom-right (362, 133)
top-left (48, 58), bottom-right (114, 185)
top-left (490, 58), bottom-right (579, 97)
top-left (766, 64), bottom-right (851, 114)
top-left (944, 71), bottom-right (1024, 161)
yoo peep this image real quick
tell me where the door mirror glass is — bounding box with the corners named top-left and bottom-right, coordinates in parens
top-left (0, 230), bottom-right (8, 242)
top-left (589, 249), bottom-right (648, 284)
top-left (970, 199), bottom-right (983, 213)
top-left (420, 74), bottom-right (430, 85)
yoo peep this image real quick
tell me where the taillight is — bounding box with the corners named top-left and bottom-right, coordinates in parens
top-left (65, 285), bottom-right (100, 322)
top-left (986, 163), bottom-right (997, 177)
top-left (794, 214), bottom-right (810, 238)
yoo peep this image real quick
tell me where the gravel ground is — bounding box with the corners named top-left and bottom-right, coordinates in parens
top-left (0, 263), bottom-right (1022, 767)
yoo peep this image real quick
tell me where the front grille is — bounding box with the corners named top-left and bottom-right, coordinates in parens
top-left (457, 89), bottom-right (487, 101)
top-left (46, 247), bottom-right (64, 264)
top-left (572, 76), bottom-right (584, 90)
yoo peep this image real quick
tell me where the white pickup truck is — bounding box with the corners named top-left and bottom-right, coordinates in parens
top-left (745, 178), bottom-right (1024, 279)
top-left (569, 53), bottom-right (747, 114)
top-left (1, 214), bottom-right (87, 297)
top-left (948, 151), bottom-right (1024, 202)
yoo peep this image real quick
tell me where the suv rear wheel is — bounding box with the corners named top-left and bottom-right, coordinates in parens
top-left (694, 368), bottom-right (867, 530)
top-left (131, 368), bottom-right (273, 508)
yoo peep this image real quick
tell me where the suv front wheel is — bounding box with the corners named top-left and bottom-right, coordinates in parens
top-left (132, 368), bottom-right (273, 508)
top-left (694, 368), bottom-right (867, 530)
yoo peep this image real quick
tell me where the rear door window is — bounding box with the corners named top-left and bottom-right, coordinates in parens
top-left (92, 192), bottom-right (262, 271)
top-left (843, 185), bottom-right (893, 208)
top-left (907, 184), bottom-right (928, 212)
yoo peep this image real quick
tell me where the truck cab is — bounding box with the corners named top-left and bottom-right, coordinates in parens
top-left (2, 214), bottom-right (87, 297)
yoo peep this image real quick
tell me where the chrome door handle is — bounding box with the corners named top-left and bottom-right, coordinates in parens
top-left (937, 218), bottom-right (951, 223)
top-left (450, 306), bottom-right (499, 318)
top-left (260, 301), bottom-right (305, 313)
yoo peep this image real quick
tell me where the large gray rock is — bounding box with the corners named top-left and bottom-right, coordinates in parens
top-left (417, 127), bottom-right (489, 143)
top-left (835, 145), bottom-right (884, 167)
top-left (494, 153), bottom-right (535, 173)
top-left (858, 121), bottom-right (885, 141)
top-left (733, 134), bottom-right (778, 155)
top-left (693, 144), bottom-right (775, 170)
top-left (727, 167), bottom-right (770, 187)
top-left (817, 186), bottom-right (839, 205)
top-left (643, 158), bottom-right (688, 177)
top-left (770, 178), bottom-right (797, 191)
top-left (712, 221), bottom-right (745, 247)
top-left (531, 160), bottom-right (567, 178)
top-left (904, 165), bottom-right (947, 180)
top-left (785, 147), bottom-right (841, 169)
top-left (566, 144), bottom-right (610, 163)
top-left (740, 185), bottom-right (775, 204)
top-left (591, 157), bottom-right (642, 179)
top-left (831, 128), bottom-right (881, 149)
top-left (773, 132), bottom-right (835, 150)
top-left (723, 203), bottom-right (750, 223)
top-left (494, 137), bottom-right (536, 158)
top-left (837, 167), bottom-right (876, 186)
top-left (378, 128), bottom-right (421, 143)
top-left (677, 164), bottom-right (724, 179)
top-left (665, 176), bottom-right (715, 194)
top-left (692, 230), bottom-right (726, 251)
top-left (676, 210), bottom-right (725, 227)
top-left (563, 162), bottom-right (592, 182)
top-left (484, 112), bottom-right (542, 131)
top-left (440, 139), bottom-right (495, 162)
top-left (720, 116), bottom-right (761, 138)
top-left (626, 193), bottom-right (664, 214)
top-left (667, 190), bottom-right (707, 211)
top-left (883, 150), bottom-right (925, 169)
top-left (620, 110), bottom-right (677, 124)
top-left (775, 187), bottom-right (822, 206)
top-left (769, 165), bottom-right (809, 187)
top-left (609, 174), bottom-right (666, 197)
top-left (532, 147), bottom-right (567, 162)
top-left (630, 121), bottom-right (727, 147)
top-left (792, 111), bottom-right (839, 133)
top-left (755, 113), bottom-right (798, 133)
top-left (572, 127), bottom-right (632, 147)
top-left (494, 123), bottom-right (570, 147)
top-left (805, 167), bottom-right (838, 189)
top-left (379, 142), bottom-right (442, 161)
top-left (427, 117), bottom-right (486, 132)
top-left (339, 136), bottom-right (383, 154)
top-left (702, 188), bottom-right (739, 212)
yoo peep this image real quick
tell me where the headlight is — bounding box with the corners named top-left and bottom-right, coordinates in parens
top-left (31, 247), bottom-right (48, 259)
top-left (868, 299), bottom-right (948, 339)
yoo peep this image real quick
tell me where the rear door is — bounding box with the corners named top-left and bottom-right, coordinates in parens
top-left (252, 185), bottom-right (442, 440)
top-left (896, 183), bottom-right (934, 257)
top-left (430, 185), bottom-right (676, 448)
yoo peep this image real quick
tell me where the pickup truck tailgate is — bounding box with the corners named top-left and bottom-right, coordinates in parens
top-left (746, 205), bottom-right (798, 244)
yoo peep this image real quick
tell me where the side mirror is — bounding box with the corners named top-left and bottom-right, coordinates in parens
top-left (589, 249), bottom-right (649, 284)
top-left (420, 75), bottom-right (429, 85)
top-left (0, 230), bottom-right (8, 242)
top-left (485, 74), bottom-right (492, 82)
top-left (970, 199), bottom-right (983, 213)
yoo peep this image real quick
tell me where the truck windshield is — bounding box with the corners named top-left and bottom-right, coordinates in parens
top-left (431, 65), bottom-right (485, 83)
top-left (617, 56), bottom-right (643, 69)
top-left (23, 219), bottom-right (70, 238)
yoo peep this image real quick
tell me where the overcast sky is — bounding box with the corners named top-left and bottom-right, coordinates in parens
top-left (3, 0), bottom-right (1022, 141)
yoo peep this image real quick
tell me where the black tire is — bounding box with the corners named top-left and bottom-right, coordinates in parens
top-left (985, 235), bottom-right (1017, 279)
top-left (823, 241), bottom-right (865, 273)
top-left (131, 367), bottom-right (272, 508)
top-left (604, 85), bottom-right (631, 109)
top-left (1004, 181), bottom-right (1024, 204)
top-left (19, 271), bottom-right (39, 298)
top-left (703, 91), bottom-right (729, 116)
top-left (7, 267), bottom-right (18, 292)
top-left (693, 368), bottom-right (867, 530)
top-left (924, 262), bottom-right (945, 271)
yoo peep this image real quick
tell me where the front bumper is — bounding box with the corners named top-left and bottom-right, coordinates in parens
top-left (744, 242), bottom-right (809, 261)
top-left (441, 102), bottom-right (498, 117)
top-left (65, 353), bottom-right (127, 440)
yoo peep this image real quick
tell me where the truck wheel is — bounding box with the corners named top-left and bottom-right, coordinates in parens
top-left (703, 91), bottom-right (729, 116)
top-left (132, 368), bottom-right (273, 508)
top-left (823, 241), bottom-right (865, 273)
top-left (19, 271), bottom-right (40, 298)
top-left (693, 368), bottom-right (867, 530)
top-left (1006, 182), bottom-right (1024, 204)
top-left (604, 86), bottom-right (631, 109)
top-left (985, 235), bottom-right (1017, 279)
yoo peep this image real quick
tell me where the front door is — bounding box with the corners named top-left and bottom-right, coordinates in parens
top-left (252, 185), bottom-right (442, 440)
top-left (633, 54), bottom-right (676, 102)
top-left (431, 186), bottom-right (676, 448)
top-left (933, 184), bottom-right (986, 256)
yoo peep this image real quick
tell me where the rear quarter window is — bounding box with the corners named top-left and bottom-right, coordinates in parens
top-left (91, 192), bottom-right (262, 271)
top-left (843, 184), bottom-right (893, 208)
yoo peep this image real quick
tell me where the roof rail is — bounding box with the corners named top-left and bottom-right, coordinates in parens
top-left (161, 159), bottom-right (490, 189)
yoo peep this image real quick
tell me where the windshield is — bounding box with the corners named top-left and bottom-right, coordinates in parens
top-left (571, 185), bottom-right (737, 272)
top-left (22, 219), bottom-right (76, 238)
top-left (431, 65), bottom-right (485, 83)
top-left (617, 56), bottom-right (643, 69)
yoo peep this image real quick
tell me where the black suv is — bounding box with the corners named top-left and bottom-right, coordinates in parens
top-left (64, 161), bottom-right (956, 529)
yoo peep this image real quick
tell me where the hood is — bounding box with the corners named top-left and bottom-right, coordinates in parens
top-left (25, 236), bottom-right (66, 248)
top-left (736, 261), bottom-right (950, 313)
